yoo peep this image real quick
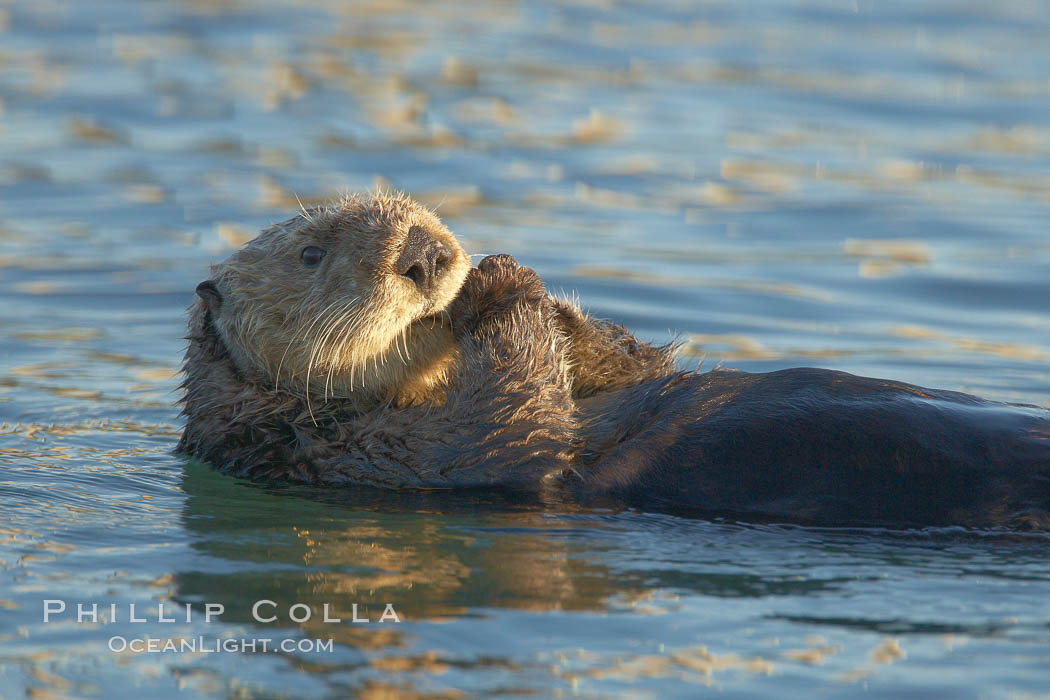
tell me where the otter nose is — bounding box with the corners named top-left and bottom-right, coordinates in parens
top-left (395, 225), bottom-right (452, 293)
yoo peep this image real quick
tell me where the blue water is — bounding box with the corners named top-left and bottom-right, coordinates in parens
top-left (1, 0), bottom-right (1049, 696)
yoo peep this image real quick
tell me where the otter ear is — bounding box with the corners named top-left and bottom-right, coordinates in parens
top-left (195, 280), bottom-right (223, 311)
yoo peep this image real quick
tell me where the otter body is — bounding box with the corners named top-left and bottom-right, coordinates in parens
top-left (575, 368), bottom-right (1050, 529)
top-left (179, 193), bottom-right (1050, 530)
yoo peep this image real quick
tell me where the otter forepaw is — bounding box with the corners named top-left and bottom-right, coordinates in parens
top-left (476, 255), bottom-right (545, 297)
top-left (450, 254), bottom-right (549, 336)
top-left (477, 253), bottom-right (519, 273)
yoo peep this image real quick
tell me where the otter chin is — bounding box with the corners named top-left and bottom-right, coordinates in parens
top-left (179, 192), bottom-right (1050, 531)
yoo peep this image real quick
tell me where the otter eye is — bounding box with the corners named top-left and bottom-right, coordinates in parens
top-left (300, 246), bottom-right (326, 267)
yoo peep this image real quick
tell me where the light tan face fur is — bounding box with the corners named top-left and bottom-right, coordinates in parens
top-left (199, 192), bottom-right (470, 409)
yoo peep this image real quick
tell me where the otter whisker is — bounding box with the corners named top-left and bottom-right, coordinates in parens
top-left (275, 297), bottom-right (345, 393)
top-left (389, 319), bottom-right (410, 367)
top-left (293, 298), bottom-right (351, 382)
top-left (305, 298), bottom-right (360, 422)
top-left (392, 329), bottom-right (407, 366)
top-left (276, 301), bottom-right (330, 392)
top-left (336, 299), bottom-right (382, 393)
top-left (337, 298), bottom-right (382, 395)
top-left (312, 299), bottom-right (360, 402)
top-left (323, 301), bottom-right (365, 401)
top-left (321, 311), bottom-right (349, 402)
top-left (304, 315), bottom-right (334, 423)
top-left (294, 193), bottom-right (314, 223)
top-left (440, 308), bottom-right (454, 336)
top-left (330, 294), bottom-right (387, 397)
top-left (395, 328), bottom-right (404, 363)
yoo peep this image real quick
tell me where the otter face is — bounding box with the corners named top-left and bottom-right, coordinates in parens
top-left (195, 192), bottom-right (470, 409)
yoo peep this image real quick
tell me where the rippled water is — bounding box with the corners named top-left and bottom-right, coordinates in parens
top-left (2, 0), bottom-right (1049, 697)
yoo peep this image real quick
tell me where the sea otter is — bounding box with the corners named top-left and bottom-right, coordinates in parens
top-left (179, 192), bottom-right (1050, 530)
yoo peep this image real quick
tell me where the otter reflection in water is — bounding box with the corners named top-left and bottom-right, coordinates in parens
top-left (173, 462), bottom-right (635, 648)
top-left (178, 192), bottom-right (1050, 530)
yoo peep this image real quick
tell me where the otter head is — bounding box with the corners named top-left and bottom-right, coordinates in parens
top-left (194, 192), bottom-right (470, 410)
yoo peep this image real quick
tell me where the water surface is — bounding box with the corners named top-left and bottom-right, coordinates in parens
top-left (2, 0), bottom-right (1050, 697)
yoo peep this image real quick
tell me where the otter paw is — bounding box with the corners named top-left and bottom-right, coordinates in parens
top-left (475, 255), bottom-right (545, 299)
top-left (450, 254), bottom-right (548, 336)
top-left (477, 253), bottom-right (520, 274)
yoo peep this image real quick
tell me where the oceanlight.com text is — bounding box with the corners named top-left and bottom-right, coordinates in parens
top-left (108, 636), bottom-right (335, 654)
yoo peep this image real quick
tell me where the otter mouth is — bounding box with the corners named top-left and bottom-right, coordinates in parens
top-left (411, 292), bottom-right (458, 326)
top-left (411, 309), bottom-right (449, 328)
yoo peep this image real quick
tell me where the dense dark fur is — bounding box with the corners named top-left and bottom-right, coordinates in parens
top-left (574, 369), bottom-right (1050, 529)
top-left (180, 202), bottom-right (1050, 530)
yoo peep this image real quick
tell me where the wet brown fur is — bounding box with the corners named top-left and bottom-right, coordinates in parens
top-left (179, 193), bottom-right (1050, 530)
